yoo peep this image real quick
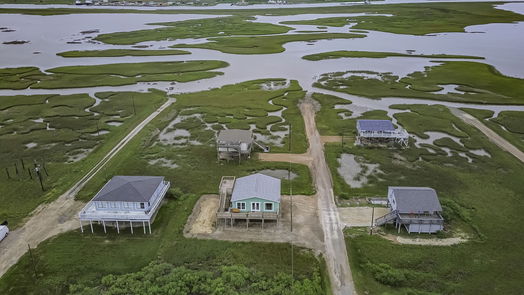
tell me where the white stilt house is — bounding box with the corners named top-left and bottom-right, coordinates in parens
top-left (356, 120), bottom-right (409, 147)
top-left (79, 176), bottom-right (170, 234)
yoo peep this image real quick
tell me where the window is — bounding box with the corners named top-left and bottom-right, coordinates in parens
top-left (264, 203), bottom-right (273, 211)
top-left (251, 202), bottom-right (260, 212)
top-left (236, 202), bottom-right (246, 210)
top-left (99, 202), bottom-right (107, 208)
top-left (140, 203), bottom-right (145, 209)
top-left (110, 202), bottom-right (117, 208)
top-left (123, 202), bottom-right (131, 209)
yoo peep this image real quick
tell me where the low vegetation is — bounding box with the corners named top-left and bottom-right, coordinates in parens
top-left (0, 79), bottom-right (324, 294)
top-left (315, 61), bottom-right (524, 104)
top-left (2, 2), bottom-right (523, 38)
top-left (0, 90), bottom-right (167, 227)
top-left (0, 60), bottom-right (227, 89)
top-left (303, 50), bottom-right (484, 61)
top-left (314, 94), bottom-right (524, 294)
top-left (68, 261), bottom-right (323, 295)
top-left (56, 49), bottom-right (191, 58)
top-left (277, 2), bottom-right (524, 35)
top-left (172, 33), bottom-right (365, 54)
top-left (95, 16), bottom-right (292, 45)
top-left (463, 108), bottom-right (524, 153)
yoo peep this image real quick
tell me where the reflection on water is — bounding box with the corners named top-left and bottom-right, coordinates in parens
top-left (0, 3), bottom-right (523, 116)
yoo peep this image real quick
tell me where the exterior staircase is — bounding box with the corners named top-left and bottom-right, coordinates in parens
top-left (375, 210), bottom-right (398, 226)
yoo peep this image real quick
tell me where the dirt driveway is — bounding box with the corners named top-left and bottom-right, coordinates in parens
top-left (338, 207), bottom-right (390, 228)
top-left (184, 194), bottom-right (324, 252)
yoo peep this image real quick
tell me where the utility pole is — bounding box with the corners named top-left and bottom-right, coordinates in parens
top-left (21, 158), bottom-right (25, 170)
top-left (132, 96), bottom-right (136, 116)
top-left (97, 118), bottom-right (100, 136)
top-left (288, 123), bottom-right (292, 152)
top-left (27, 244), bottom-right (38, 279)
top-left (35, 164), bottom-right (44, 191)
top-left (42, 159), bottom-right (49, 176)
top-left (370, 205), bottom-right (375, 235)
top-left (5, 168), bottom-right (10, 179)
top-left (14, 162), bottom-right (19, 175)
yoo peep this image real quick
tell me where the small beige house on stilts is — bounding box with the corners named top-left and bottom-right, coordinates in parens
top-left (78, 176), bottom-right (170, 234)
top-left (216, 129), bottom-right (270, 162)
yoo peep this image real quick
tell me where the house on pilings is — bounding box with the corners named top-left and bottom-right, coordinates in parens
top-left (216, 129), bottom-right (269, 162)
top-left (216, 173), bottom-right (281, 228)
top-left (79, 176), bottom-right (170, 234)
top-left (375, 187), bottom-right (444, 234)
top-left (356, 119), bottom-right (409, 147)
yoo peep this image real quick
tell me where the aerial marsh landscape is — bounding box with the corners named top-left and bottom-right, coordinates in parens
top-left (0, 1), bottom-right (523, 295)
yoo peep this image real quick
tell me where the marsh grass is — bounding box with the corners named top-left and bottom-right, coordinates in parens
top-left (0, 90), bottom-right (166, 227)
top-left (315, 61), bottom-right (524, 105)
top-left (56, 49), bottom-right (191, 58)
top-left (303, 50), bottom-right (484, 61)
top-left (173, 33), bottom-right (365, 54)
top-left (0, 61), bottom-right (227, 90)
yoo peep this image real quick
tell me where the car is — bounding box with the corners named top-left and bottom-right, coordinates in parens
top-left (0, 221), bottom-right (8, 241)
top-left (0, 225), bottom-right (8, 242)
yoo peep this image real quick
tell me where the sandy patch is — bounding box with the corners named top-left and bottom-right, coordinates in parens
top-left (338, 206), bottom-right (390, 227)
top-left (187, 195), bottom-right (219, 235)
top-left (184, 194), bottom-right (324, 252)
top-left (381, 233), bottom-right (468, 246)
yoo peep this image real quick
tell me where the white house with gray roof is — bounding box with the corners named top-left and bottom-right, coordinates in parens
top-left (375, 187), bottom-right (444, 234)
top-left (79, 176), bottom-right (170, 234)
top-left (356, 119), bottom-right (409, 147)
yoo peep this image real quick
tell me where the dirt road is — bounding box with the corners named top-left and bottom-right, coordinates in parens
top-left (300, 101), bottom-right (356, 295)
top-left (451, 108), bottom-right (524, 163)
top-left (0, 98), bottom-right (175, 278)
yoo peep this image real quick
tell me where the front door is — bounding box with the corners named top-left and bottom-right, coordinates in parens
top-left (251, 202), bottom-right (260, 212)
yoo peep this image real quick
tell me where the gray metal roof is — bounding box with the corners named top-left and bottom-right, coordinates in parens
top-left (357, 120), bottom-right (395, 132)
top-left (390, 187), bottom-right (443, 213)
top-left (93, 176), bottom-right (164, 203)
top-left (231, 173), bottom-right (281, 202)
top-left (217, 129), bottom-right (253, 143)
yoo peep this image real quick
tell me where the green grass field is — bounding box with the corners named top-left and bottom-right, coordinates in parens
top-left (315, 61), bottom-right (524, 105)
top-left (0, 61), bottom-right (227, 90)
top-left (0, 79), bottom-right (324, 295)
top-left (172, 33), bottom-right (365, 54)
top-left (56, 49), bottom-right (191, 58)
top-left (303, 50), bottom-right (484, 61)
